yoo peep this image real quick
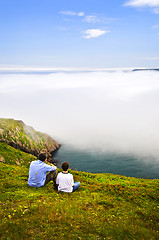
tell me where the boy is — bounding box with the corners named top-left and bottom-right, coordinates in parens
top-left (56, 162), bottom-right (80, 193)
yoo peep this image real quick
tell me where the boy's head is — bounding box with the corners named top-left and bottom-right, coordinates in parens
top-left (39, 152), bottom-right (47, 162)
top-left (62, 162), bottom-right (69, 171)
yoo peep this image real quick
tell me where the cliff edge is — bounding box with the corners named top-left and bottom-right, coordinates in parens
top-left (0, 118), bottom-right (60, 159)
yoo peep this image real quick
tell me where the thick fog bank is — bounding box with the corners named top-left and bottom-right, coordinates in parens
top-left (0, 70), bottom-right (159, 160)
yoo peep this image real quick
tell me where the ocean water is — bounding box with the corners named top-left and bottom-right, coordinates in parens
top-left (53, 145), bottom-right (159, 179)
top-left (0, 68), bottom-right (159, 179)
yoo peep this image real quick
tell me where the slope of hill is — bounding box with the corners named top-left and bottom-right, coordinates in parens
top-left (0, 142), bottom-right (159, 240)
top-left (0, 118), bottom-right (60, 159)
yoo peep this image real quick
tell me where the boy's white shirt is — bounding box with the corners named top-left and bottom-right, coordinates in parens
top-left (56, 172), bottom-right (74, 193)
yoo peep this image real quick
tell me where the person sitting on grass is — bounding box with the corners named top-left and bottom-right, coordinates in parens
top-left (56, 161), bottom-right (80, 193)
top-left (28, 152), bottom-right (58, 189)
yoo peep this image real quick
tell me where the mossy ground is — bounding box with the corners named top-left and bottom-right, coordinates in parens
top-left (0, 143), bottom-right (159, 240)
top-left (0, 142), bottom-right (36, 167)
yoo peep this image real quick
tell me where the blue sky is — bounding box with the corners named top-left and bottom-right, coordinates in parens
top-left (0, 0), bottom-right (159, 68)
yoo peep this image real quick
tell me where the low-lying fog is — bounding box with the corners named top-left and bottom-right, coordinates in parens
top-left (1, 69), bottom-right (159, 160)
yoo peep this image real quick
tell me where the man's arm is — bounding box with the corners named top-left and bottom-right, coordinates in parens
top-left (44, 162), bottom-right (57, 172)
top-left (52, 165), bottom-right (57, 171)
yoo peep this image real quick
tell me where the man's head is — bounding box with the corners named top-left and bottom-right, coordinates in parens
top-left (62, 162), bottom-right (69, 171)
top-left (39, 152), bottom-right (47, 162)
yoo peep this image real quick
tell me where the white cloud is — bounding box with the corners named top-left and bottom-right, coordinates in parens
top-left (56, 26), bottom-right (67, 31)
top-left (144, 57), bottom-right (159, 60)
top-left (84, 15), bottom-right (98, 23)
top-left (124, 0), bottom-right (159, 7)
top-left (124, 1), bottom-right (159, 14)
top-left (78, 12), bottom-right (85, 17)
top-left (83, 29), bottom-right (109, 39)
top-left (152, 25), bottom-right (159, 35)
top-left (153, 7), bottom-right (159, 13)
top-left (152, 25), bottom-right (159, 29)
top-left (84, 15), bottom-right (117, 24)
top-left (60, 11), bottom-right (84, 17)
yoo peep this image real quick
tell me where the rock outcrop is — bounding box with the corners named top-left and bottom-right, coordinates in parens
top-left (0, 118), bottom-right (61, 160)
top-left (0, 154), bottom-right (5, 163)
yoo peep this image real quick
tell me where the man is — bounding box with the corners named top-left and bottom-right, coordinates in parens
top-left (28, 152), bottom-right (58, 189)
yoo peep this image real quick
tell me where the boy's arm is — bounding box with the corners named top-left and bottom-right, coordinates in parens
top-left (72, 175), bottom-right (74, 186)
top-left (56, 174), bottom-right (59, 185)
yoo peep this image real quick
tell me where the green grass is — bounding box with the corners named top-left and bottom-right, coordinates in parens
top-left (0, 142), bottom-right (36, 167)
top-left (0, 144), bottom-right (159, 239)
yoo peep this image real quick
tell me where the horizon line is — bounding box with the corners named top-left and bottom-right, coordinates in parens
top-left (0, 65), bottom-right (157, 72)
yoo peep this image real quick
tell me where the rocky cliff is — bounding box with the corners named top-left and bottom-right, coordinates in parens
top-left (0, 118), bottom-right (60, 159)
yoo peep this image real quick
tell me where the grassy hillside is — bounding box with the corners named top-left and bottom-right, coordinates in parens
top-left (0, 142), bottom-right (36, 167)
top-left (0, 143), bottom-right (159, 239)
top-left (0, 118), bottom-right (60, 157)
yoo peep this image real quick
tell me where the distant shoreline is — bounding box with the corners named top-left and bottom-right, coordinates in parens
top-left (0, 67), bottom-right (159, 74)
top-left (133, 68), bottom-right (159, 72)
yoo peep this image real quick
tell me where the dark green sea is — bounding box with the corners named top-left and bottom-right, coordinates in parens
top-left (54, 145), bottom-right (159, 179)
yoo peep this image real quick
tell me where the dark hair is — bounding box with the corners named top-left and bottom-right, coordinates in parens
top-left (62, 162), bottom-right (69, 171)
top-left (39, 153), bottom-right (47, 162)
